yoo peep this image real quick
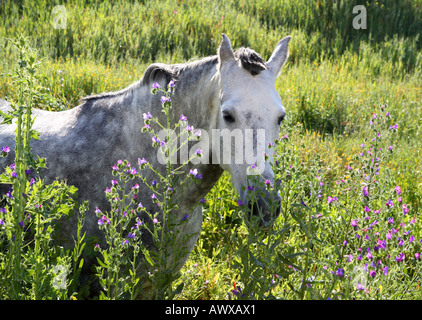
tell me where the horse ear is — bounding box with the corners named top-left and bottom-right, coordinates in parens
top-left (218, 34), bottom-right (234, 65)
top-left (267, 36), bottom-right (291, 77)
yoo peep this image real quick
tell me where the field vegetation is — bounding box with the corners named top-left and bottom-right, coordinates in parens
top-left (0, 0), bottom-right (421, 299)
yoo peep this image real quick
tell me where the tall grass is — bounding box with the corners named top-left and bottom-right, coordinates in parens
top-left (0, 0), bottom-right (421, 299)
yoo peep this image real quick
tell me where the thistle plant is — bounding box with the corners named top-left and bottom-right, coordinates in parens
top-left (0, 36), bottom-right (85, 300)
top-left (273, 105), bottom-right (421, 300)
top-left (95, 80), bottom-right (203, 299)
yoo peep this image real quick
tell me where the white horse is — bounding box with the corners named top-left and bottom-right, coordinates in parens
top-left (0, 34), bottom-right (290, 297)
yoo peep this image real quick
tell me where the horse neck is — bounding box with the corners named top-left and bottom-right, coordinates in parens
top-left (172, 57), bottom-right (220, 132)
top-left (172, 58), bottom-right (224, 205)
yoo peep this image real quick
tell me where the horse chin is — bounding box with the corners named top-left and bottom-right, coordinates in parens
top-left (246, 193), bottom-right (282, 230)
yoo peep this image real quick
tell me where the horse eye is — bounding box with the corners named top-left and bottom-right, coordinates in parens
top-left (223, 112), bottom-right (235, 124)
top-left (278, 115), bottom-right (285, 125)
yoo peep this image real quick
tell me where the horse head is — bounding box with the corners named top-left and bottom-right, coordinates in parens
top-left (214, 34), bottom-right (290, 226)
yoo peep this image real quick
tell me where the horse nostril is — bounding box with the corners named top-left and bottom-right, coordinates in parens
top-left (278, 114), bottom-right (285, 125)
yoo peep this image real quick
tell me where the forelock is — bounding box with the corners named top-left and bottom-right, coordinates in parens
top-left (234, 47), bottom-right (267, 76)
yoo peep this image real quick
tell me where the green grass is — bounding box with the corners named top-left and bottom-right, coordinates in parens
top-left (0, 0), bottom-right (421, 299)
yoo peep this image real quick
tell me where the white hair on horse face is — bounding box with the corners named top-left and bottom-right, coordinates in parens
top-left (215, 34), bottom-right (290, 219)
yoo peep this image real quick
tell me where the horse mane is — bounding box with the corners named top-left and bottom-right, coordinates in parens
top-left (80, 46), bottom-right (266, 103)
top-left (80, 63), bottom-right (183, 103)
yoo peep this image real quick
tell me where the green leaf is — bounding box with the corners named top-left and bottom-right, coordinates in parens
top-left (143, 249), bottom-right (154, 266)
top-left (96, 257), bottom-right (108, 269)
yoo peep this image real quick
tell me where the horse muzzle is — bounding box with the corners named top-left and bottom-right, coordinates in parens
top-left (246, 190), bottom-right (282, 230)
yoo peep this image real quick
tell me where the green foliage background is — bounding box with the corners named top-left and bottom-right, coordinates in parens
top-left (0, 0), bottom-right (421, 299)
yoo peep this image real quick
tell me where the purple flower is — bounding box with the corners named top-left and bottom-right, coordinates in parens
top-left (127, 232), bottom-right (136, 239)
top-left (152, 82), bottom-right (161, 89)
top-left (186, 125), bottom-right (194, 132)
top-left (132, 183), bottom-right (140, 190)
top-left (153, 218), bottom-right (158, 224)
top-left (111, 179), bottom-right (118, 186)
top-left (200, 197), bottom-right (206, 203)
top-left (409, 235), bottom-right (415, 243)
top-left (395, 253), bottom-right (405, 262)
top-left (168, 80), bottom-right (175, 88)
top-left (394, 186), bottom-right (401, 195)
top-left (143, 112), bottom-right (152, 120)
top-left (336, 269), bottom-right (344, 278)
top-left (369, 270), bottom-right (376, 278)
top-left (357, 283), bottom-right (364, 291)
top-left (138, 157), bottom-right (147, 165)
top-left (366, 252), bottom-right (373, 260)
top-left (388, 217), bottom-right (394, 224)
top-left (386, 199), bottom-right (393, 208)
top-left (196, 148), bottom-right (202, 156)
top-left (237, 200), bottom-right (243, 207)
top-left (386, 230), bottom-right (392, 240)
top-left (1, 146), bottom-right (10, 156)
top-left (180, 114), bottom-right (187, 121)
top-left (181, 214), bottom-right (189, 221)
top-left (160, 96), bottom-right (171, 104)
top-left (362, 186), bottom-right (369, 197)
top-left (189, 168), bottom-right (202, 179)
top-left (415, 253), bottom-right (421, 260)
top-left (351, 220), bottom-right (358, 227)
top-left (364, 206), bottom-right (371, 213)
top-left (383, 266), bottom-right (389, 276)
top-left (402, 204), bottom-right (409, 214)
top-left (389, 123), bottom-right (398, 130)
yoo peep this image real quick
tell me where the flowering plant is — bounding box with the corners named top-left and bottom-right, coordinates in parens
top-left (0, 36), bottom-right (85, 300)
top-left (94, 80), bottom-right (203, 299)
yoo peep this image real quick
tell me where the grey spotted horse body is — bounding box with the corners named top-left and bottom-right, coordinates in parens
top-left (0, 34), bottom-right (290, 298)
